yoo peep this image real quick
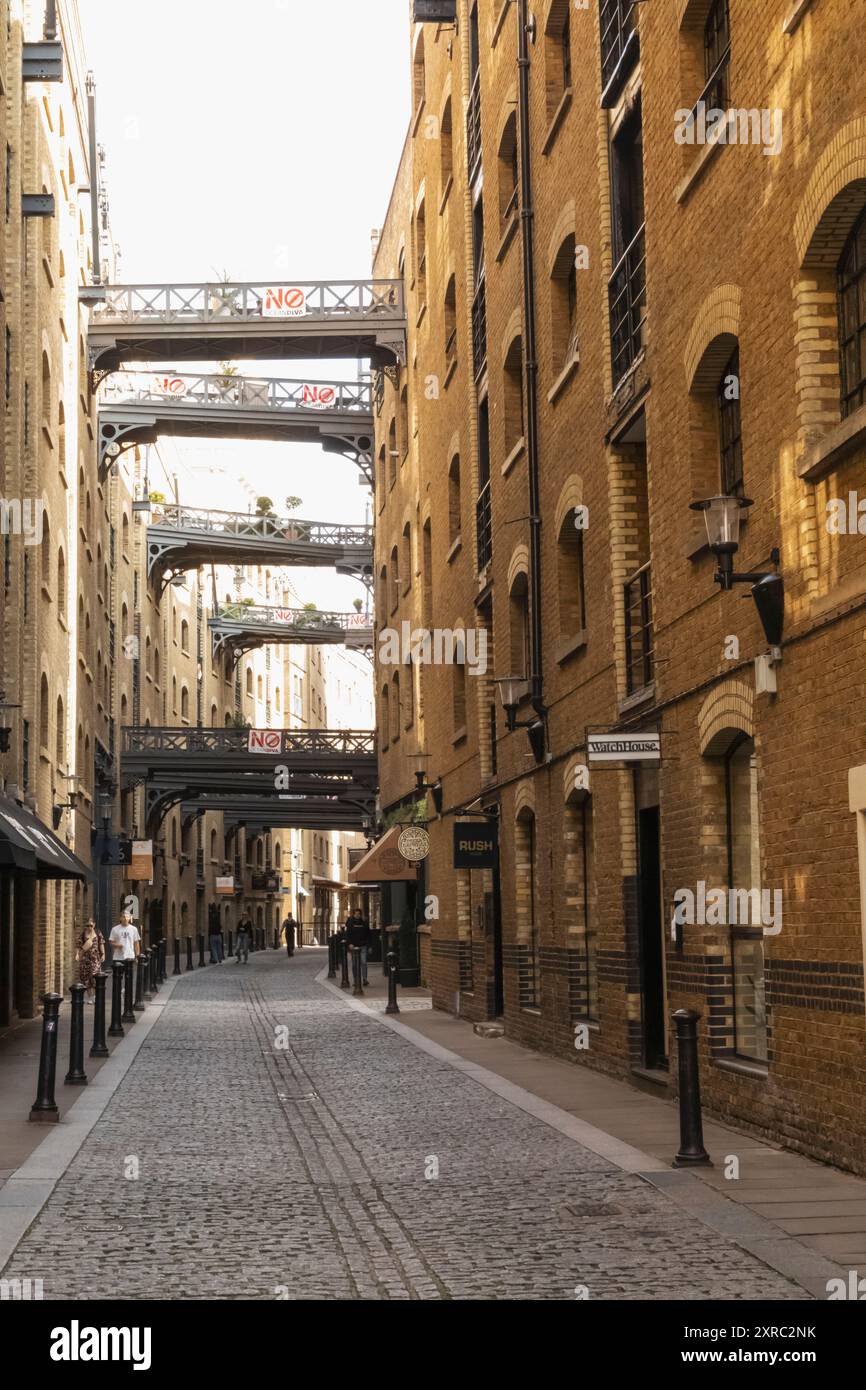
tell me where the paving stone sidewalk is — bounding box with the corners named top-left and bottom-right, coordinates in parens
top-left (0, 950), bottom-right (817, 1300)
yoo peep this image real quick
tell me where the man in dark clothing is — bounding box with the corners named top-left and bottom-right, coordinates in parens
top-left (282, 914), bottom-right (297, 958)
top-left (344, 910), bottom-right (370, 986)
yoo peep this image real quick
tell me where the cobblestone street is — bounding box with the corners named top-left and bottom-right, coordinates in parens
top-left (2, 951), bottom-right (811, 1301)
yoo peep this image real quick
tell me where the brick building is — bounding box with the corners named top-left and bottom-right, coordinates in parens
top-left (373, 0), bottom-right (866, 1173)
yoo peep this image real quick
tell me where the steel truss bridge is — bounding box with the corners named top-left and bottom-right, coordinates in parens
top-left (98, 371), bottom-right (375, 482)
top-left (121, 727), bottom-right (377, 837)
top-left (209, 604), bottom-right (374, 660)
top-left (86, 279), bottom-right (407, 375)
top-left (146, 505), bottom-right (373, 591)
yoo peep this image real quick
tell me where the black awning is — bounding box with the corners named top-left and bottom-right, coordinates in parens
top-left (0, 796), bottom-right (92, 880)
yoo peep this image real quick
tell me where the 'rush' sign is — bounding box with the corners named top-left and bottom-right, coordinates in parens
top-left (453, 820), bottom-right (497, 869)
top-left (262, 286), bottom-right (307, 318)
top-left (247, 729), bottom-right (282, 753)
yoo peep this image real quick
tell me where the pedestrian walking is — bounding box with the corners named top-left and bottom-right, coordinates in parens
top-left (282, 913), bottom-right (297, 958)
top-left (108, 909), bottom-right (140, 964)
top-left (209, 917), bottom-right (224, 964)
top-left (75, 919), bottom-right (105, 1004)
top-left (236, 915), bottom-right (252, 965)
top-left (344, 909), bottom-right (370, 986)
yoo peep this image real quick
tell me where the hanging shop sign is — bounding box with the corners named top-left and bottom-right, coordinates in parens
top-left (453, 820), bottom-right (497, 870)
top-left (130, 840), bottom-right (153, 882)
top-left (216, 876), bottom-right (235, 896)
top-left (398, 826), bottom-right (430, 862)
top-left (262, 286), bottom-right (307, 318)
top-left (413, 1), bottom-right (457, 21)
top-left (587, 732), bottom-right (661, 764)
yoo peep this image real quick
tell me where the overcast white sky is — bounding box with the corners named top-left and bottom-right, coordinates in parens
top-left (79, 0), bottom-right (411, 610)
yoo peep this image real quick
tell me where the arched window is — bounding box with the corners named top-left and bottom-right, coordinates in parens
top-left (503, 335), bottom-right (524, 451)
top-left (509, 572), bottom-right (530, 677)
top-left (39, 673), bottom-right (49, 748)
top-left (181, 619), bottom-right (189, 653)
top-left (153, 647), bottom-right (160, 687)
top-left (498, 110), bottom-right (518, 231)
top-left (57, 400), bottom-right (66, 472)
top-left (452, 660), bottom-right (466, 733)
top-left (181, 685), bottom-right (190, 720)
top-left (838, 205), bottom-right (866, 417)
top-left (388, 417), bottom-right (397, 487)
top-left (211, 703), bottom-right (217, 726)
top-left (448, 455), bottom-right (461, 544)
top-left (246, 666), bottom-right (253, 696)
top-left (717, 347), bottom-right (743, 496)
top-left (550, 233), bottom-right (578, 371)
top-left (557, 513), bottom-right (586, 640)
top-left (56, 547), bottom-right (66, 610)
top-left (440, 97), bottom-right (453, 198)
top-left (404, 656), bottom-right (415, 730)
top-left (210, 828), bottom-right (217, 860)
top-left (274, 843), bottom-right (281, 868)
top-left (391, 671), bottom-right (401, 743)
top-left (55, 696), bottom-right (64, 766)
top-left (412, 29), bottom-right (425, 114)
top-left (401, 522), bottom-right (411, 590)
top-left (399, 383), bottom-right (410, 460)
top-left (444, 274), bottom-right (457, 370)
top-left (121, 512), bottom-right (129, 557)
top-left (390, 545), bottom-right (399, 611)
top-left (41, 513), bottom-right (51, 586)
top-left (172, 676), bottom-right (177, 714)
top-left (380, 684), bottom-right (390, 750)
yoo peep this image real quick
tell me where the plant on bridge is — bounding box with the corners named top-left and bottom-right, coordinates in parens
top-left (381, 798), bottom-right (428, 831)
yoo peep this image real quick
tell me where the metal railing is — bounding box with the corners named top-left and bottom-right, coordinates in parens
top-left (90, 279), bottom-right (405, 323)
top-left (101, 371), bottom-right (372, 414)
top-left (467, 73), bottom-right (482, 180)
top-left (623, 561), bottom-right (654, 695)
top-left (608, 222), bottom-right (647, 388)
top-left (476, 481), bottom-right (493, 571)
top-left (600, 0), bottom-right (639, 96)
top-left (122, 727), bottom-right (377, 757)
top-left (472, 279), bottom-right (487, 380)
top-left (147, 504), bottom-right (372, 550)
top-left (213, 604), bottom-right (372, 633)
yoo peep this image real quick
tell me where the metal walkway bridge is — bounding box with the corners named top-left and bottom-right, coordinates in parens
top-left (121, 727), bottom-right (377, 835)
top-left (146, 504), bottom-right (373, 590)
top-left (86, 279), bottom-right (406, 375)
top-left (98, 371), bottom-right (375, 481)
top-left (209, 605), bottom-right (374, 659)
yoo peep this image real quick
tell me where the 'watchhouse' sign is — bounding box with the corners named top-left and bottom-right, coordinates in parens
top-left (453, 821), bottom-right (497, 869)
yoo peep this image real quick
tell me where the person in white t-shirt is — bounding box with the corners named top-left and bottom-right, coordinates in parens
top-left (109, 910), bottom-right (141, 963)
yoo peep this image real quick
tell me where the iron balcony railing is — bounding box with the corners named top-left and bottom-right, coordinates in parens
top-left (121, 726), bottom-right (377, 757)
top-left (476, 480), bottom-right (493, 571)
top-left (467, 73), bottom-right (482, 180)
top-left (100, 371), bottom-right (372, 414)
top-left (599, 0), bottom-right (639, 100)
top-left (624, 560), bottom-right (654, 695)
top-left (148, 504), bottom-right (371, 550)
top-left (471, 278), bottom-right (487, 380)
top-left (608, 222), bottom-right (647, 388)
top-left (90, 279), bottom-right (405, 324)
top-left (214, 604), bottom-right (373, 633)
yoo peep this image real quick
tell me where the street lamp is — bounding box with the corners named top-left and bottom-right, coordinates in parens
top-left (493, 677), bottom-right (546, 762)
top-left (690, 495), bottom-right (784, 651)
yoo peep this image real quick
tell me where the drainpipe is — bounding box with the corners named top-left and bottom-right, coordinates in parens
top-left (517, 0), bottom-right (544, 721)
top-left (86, 73), bottom-right (101, 285)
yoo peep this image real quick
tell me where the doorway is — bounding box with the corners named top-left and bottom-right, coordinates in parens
top-left (637, 804), bottom-right (667, 1070)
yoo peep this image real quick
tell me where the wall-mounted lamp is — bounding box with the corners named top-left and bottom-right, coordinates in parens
top-left (494, 677), bottom-right (547, 762)
top-left (413, 770), bottom-right (443, 816)
top-left (689, 495), bottom-right (784, 653)
top-left (52, 791), bottom-right (78, 830)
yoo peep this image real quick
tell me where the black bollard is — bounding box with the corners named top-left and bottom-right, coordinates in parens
top-left (273, 928), bottom-right (279, 950)
top-left (122, 958), bottom-right (136, 1024)
top-left (30, 993), bottom-right (63, 1121)
top-left (134, 952), bottom-right (147, 1011)
top-left (173, 937), bottom-right (181, 976)
top-left (228, 930), bottom-right (234, 957)
top-left (159, 938), bottom-right (167, 983)
top-left (351, 945), bottom-right (365, 997)
top-left (671, 1009), bottom-right (712, 1167)
top-left (339, 937), bottom-right (350, 991)
top-left (90, 972), bottom-right (109, 1057)
top-left (150, 945), bottom-right (159, 994)
top-left (109, 961), bottom-right (125, 1037)
top-left (186, 936), bottom-right (194, 972)
top-left (64, 983), bottom-right (88, 1086)
top-left (197, 933), bottom-right (205, 968)
top-left (327, 934), bottom-right (337, 980)
top-left (386, 950), bottom-right (400, 1015)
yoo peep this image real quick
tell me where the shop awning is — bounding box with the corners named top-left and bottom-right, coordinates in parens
top-left (0, 797), bottom-right (93, 880)
top-left (347, 826), bottom-right (416, 884)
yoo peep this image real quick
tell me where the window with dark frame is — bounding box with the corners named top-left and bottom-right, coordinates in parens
top-left (838, 205), bottom-right (866, 418)
top-left (718, 347), bottom-right (743, 497)
top-left (561, 6), bottom-right (572, 90)
top-left (703, 0), bottom-right (731, 110)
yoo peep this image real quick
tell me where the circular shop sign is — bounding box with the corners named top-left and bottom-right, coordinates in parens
top-left (398, 826), bottom-right (430, 863)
